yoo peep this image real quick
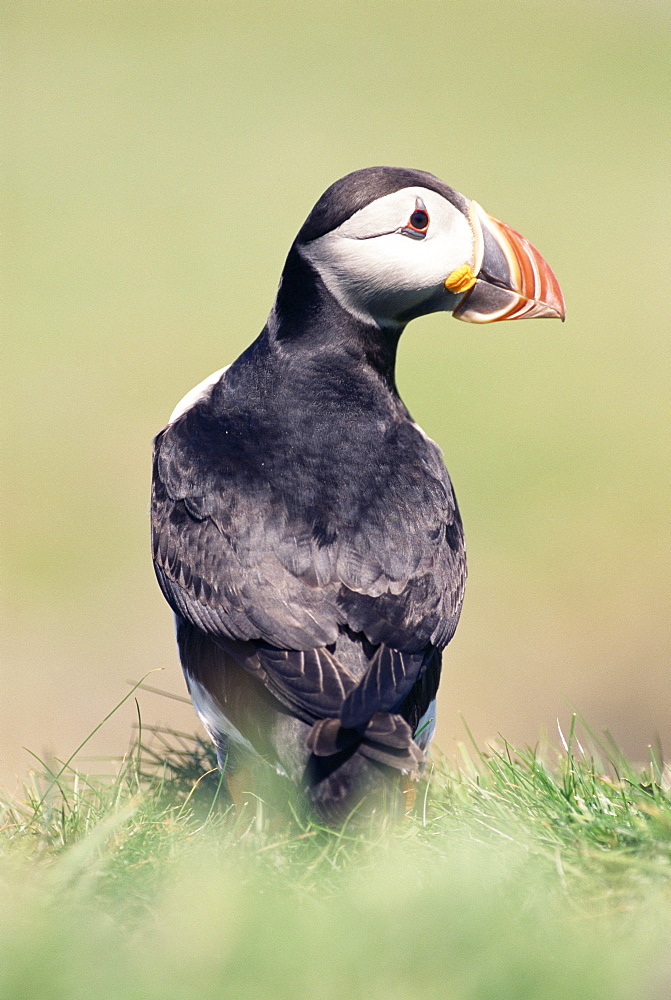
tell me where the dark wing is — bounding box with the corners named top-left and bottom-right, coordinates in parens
top-left (152, 402), bottom-right (465, 727)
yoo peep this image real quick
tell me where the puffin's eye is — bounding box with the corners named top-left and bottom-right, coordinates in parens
top-left (400, 200), bottom-right (430, 239)
top-left (409, 209), bottom-right (429, 231)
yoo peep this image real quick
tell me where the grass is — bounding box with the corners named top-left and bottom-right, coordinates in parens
top-left (1, 692), bottom-right (670, 1000)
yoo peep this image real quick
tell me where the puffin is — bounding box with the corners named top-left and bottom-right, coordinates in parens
top-left (151, 167), bottom-right (564, 820)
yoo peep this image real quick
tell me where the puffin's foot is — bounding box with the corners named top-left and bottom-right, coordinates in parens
top-left (401, 775), bottom-right (417, 815)
top-left (225, 764), bottom-right (256, 814)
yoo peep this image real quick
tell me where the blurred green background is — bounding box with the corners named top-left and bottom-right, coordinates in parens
top-left (2, 0), bottom-right (668, 790)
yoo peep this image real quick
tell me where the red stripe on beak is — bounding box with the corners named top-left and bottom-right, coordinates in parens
top-left (453, 211), bottom-right (565, 324)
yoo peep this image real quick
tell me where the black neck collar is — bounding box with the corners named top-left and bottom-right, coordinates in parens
top-left (270, 245), bottom-right (403, 395)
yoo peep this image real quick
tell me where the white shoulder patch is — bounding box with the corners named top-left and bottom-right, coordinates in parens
top-left (168, 365), bottom-right (230, 423)
top-left (411, 420), bottom-right (443, 455)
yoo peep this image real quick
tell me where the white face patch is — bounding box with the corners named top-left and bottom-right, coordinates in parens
top-left (300, 187), bottom-right (478, 327)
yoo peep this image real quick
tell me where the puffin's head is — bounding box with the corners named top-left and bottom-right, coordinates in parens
top-left (296, 167), bottom-right (564, 329)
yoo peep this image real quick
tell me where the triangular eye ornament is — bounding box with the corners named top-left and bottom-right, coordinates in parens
top-left (400, 198), bottom-right (430, 240)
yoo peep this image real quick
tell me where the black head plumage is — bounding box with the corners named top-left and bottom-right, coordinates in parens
top-left (296, 166), bottom-right (469, 244)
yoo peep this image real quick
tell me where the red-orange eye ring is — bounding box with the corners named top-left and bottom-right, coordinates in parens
top-left (400, 199), bottom-right (430, 239)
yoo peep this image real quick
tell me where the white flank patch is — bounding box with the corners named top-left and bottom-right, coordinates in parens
top-left (186, 675), bottom-right (261, 759)
top-left (414, 698), bottom-right (437, 753)
top-left (169, 365), bottom-right (230, 423)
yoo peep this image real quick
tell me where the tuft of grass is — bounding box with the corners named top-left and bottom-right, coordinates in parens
top-left (1, 703), bottom-right (670, 999)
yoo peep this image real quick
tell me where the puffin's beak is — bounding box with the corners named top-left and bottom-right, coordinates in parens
top-left (450, 202), bottom-right (565, 323)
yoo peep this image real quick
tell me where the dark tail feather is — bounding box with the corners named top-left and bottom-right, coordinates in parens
top-left (307, 712), bottom-right (423, 775)
top-left (358, 712), bottom-right (424, 775)
top-left (306, 717), bottom-right (360, 756)
top-left (304, 712), bottom-right (424, 821)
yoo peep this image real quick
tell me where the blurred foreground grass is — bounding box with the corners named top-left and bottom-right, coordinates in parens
top-left (2, 692), bottom-right (670, 1000)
